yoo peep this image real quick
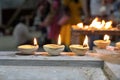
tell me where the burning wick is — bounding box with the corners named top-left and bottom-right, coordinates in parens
top-left (57, 34), bottom-right (61, 45)
top-left (83, 44), bottom-right (87, 48)
top-left (104, 34), bottom-right (110, 41)
top-left (83, 35), bottom-right (88, 48)
top-left (69, 35), bottom-right (89, 56)
top-left (43, 34), bottom-right (65, 56)
top-left (34, 38), bottom-right (38, 46)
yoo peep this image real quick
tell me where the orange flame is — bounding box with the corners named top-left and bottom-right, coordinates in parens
top-left (89, 17), bottom-right (112, 29)
top-left (34, 38), bottom-right (38, 46)
top-left (104, 21), bottom-right (112, 29)
top-left (83, 35), bottom-right (89, 46)
top-left (90, 17), bottom-right (99, 28)
top-left (77, 23), bottom-right (83, 28)
top-left (58, 34), bottom-right (61, 45)
top-left (104, 34), bottom-right (110, 41)
top-left (84, 25), bottom-right (89, 29)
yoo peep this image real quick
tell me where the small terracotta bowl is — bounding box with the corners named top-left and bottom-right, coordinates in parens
top-left (18, 45), bottom-right (38, 54)
top-left (69, 45), bottom-right (89, 56)
top-left (116, 42), bottom-right (120, 49)
top-left (43, 44), bottom-right (65, 56)
top-left (94, 40), bottom-right (111, 49)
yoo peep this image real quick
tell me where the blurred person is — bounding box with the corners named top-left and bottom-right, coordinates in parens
top-left (59, 6), bottom-right (70, 46)
top-left (34, 0), bottom-right (50, 27)
top-left (62, 0), bottom-right (83, 25)
top-left (13, 17), bottom-right (33, 46)
top-left (0, 27), bottom-right (5, 36)
top-left (82, 0), bottom-right (104, 50)
top-left (100, 0), bottom-right (117, 20)
top-left (33, 0), bottom-right (51, 45)
top-left (84, 0), bottom-right (103, 49)
top-left (60, 0), bottom-right (84, 46)
top-left (82, 0), bottom-right (107, 21)
top-left (83, 0), bottom-right (116, 19)
top-left (110, 0), bottom-right (120, 25)
top-left (40, 0), bottom-right (63, 43)
top-left (108, 0), bottom-right (120, 41)
top-left (82, 0), bottom-right (117, 49)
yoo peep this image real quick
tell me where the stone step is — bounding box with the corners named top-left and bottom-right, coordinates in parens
top-left (0, 51), bottom-right (103, 67)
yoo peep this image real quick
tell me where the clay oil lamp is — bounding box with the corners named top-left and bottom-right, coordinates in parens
top-left (43, 34), bottom-right (65, 56)
top-left (115, 42), bottom-right (120, 49)
top-left (69, 35), bottom-right (89, 56)
top-left (94, 34), bottom-right (111, 49)
top-left (77, 23), bottom-right (83, 29)
top-left (18, 38), bottom-right (39, 54)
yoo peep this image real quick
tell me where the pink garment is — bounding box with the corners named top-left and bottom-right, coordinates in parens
top-left (48, 15), bottom-right (61, 41)
top-left (48, 0), bottom-right (62, 41)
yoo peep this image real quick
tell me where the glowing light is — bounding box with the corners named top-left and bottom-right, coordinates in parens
top-left (77, 23), bottom-right (83, 28)
top-left (34, 38), bottom-right (38, 46)
top-left (83, 35), bottom-right (89, 47)
top-left (58, 34), bottom-right (61, 45)
top-left (104, 34), bottom-right (110, 41)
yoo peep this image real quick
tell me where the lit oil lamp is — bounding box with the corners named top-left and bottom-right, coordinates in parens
top-left (77, 23), bottom-right (83, 29)
top-left (94, 34), bottom-right (111, 49)
top-left (84, 25), bottom-right (89, 30)
top-left (104, 21), bottom-right (112, 30)
top-left (89, 17), bottom-right (101, 30)
top-left (89, 17), bottom-right (112, 30)
top-left (43, 34), bottom-right (65, 56)
top-left (71, 23), bottom-right (83, 30)
top-left (69, 35), bottom-right (89, 56)
top-left (18, 38), bottom-right (39, 54)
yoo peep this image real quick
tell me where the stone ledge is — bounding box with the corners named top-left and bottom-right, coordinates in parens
top-left (94, 47), bottom-right (120, 80)
top-left (0, 51), bottom-right (103, 67)
top-left (1, 51), bottom-right (120, 80)
top-left (0, 66), bottom-right (107, 80)
top-left (0, 51), bottom-right (107, 80)
top-left (104, 62), bottom-right (120, 80)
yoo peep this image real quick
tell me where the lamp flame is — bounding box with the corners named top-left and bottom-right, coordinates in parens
top-left (83, 35), bottom-right (88, 47)
top-left (34, 38), bottom-right (38, 46)
top-left (89, 17), bottom-right (112, 29)
top-left (77, 23), bottom-right (83, 28)
top-left (58, 34), bottom-right (61, 45)
top-left (84, 25), bottom-right (89, 29)
top-left (104, 34), bottom-right (110, 41)
top-left (90, 17), bottom-right (99, 28)
top-left (104, 21), bottom-right (112, 29)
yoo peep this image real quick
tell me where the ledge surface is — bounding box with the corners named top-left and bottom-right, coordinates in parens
top-left (0, 51), bottom-right (107, 80)
top-left (104, 62), bottom-right (120, 80)
top-left (94, 47), bottom-right (120, 80)
top-left (0, 51), bottom-right (103, 67)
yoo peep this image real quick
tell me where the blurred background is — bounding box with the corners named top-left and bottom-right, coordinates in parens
top-left (0, 0), bottom-right (120, 51)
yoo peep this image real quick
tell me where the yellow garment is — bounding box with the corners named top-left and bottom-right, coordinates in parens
top-left (60, 24), bottom-right (71, 45)
top-left (60, 0), bottom-right (84, 45)
top-left (60, 24), bottom-right (84, 45)
top-left (63, 0), bottom-right (82, 24)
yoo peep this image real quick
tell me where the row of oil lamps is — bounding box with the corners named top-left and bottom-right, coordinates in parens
top-left (18, 34), bottom-right (120, 56)
top-left (72, 17), bottom-right (113, 30)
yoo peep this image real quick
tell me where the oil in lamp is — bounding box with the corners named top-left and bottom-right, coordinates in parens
top-left (94, 34), bottom-right (111, 49)
top-left (18, 38), bottom-right (39, 54)
top-left (43, 34), bottom-right (65, 56)
top-left (69, 35), bottom-right (89, 56)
